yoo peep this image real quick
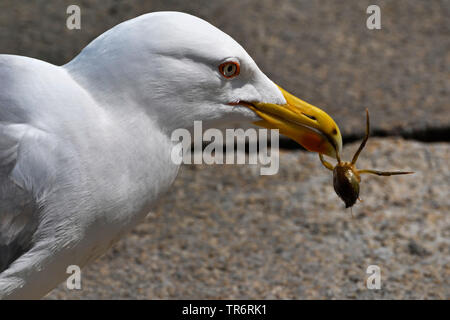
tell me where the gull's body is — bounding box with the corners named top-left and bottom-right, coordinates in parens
top-left (0, 12), bottom-right (341, 299)
top-left (0, 54), bottom-right (179, 299)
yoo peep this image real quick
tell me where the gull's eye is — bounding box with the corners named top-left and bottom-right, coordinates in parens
top-left (219, 61), bottom-right (240, 79)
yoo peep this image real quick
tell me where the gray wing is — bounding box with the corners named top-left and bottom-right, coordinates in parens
top-left (0, 123), bottom-right (39, 273)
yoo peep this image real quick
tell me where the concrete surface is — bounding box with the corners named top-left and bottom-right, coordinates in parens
top-left (47, 138), bottom-right (449, 299)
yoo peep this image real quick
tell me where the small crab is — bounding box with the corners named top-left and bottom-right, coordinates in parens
top-left (319, 109), bottom-right (413, 209)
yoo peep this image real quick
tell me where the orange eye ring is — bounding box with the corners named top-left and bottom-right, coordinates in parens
top-left (219, 61), bottom-right (240, 79)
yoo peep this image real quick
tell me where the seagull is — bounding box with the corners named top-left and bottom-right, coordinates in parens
top-left (0, 11), bottom-right (342, 299)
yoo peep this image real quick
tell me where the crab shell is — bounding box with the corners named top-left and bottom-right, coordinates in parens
top-left (333, 163), bottom-right (361, 208)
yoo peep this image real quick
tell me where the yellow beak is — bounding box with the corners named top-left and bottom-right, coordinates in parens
top-left (248, 85), bottom-right (342, 158)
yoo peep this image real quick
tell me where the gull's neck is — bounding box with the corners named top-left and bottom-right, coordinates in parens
top-left (62, 52), bottom-right (181, 226)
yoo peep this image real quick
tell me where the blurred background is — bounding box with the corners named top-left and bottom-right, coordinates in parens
top-left (1, 0), bottom-right (448, 299)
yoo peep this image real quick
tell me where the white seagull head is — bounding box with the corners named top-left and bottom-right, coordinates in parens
top-left (68, 11), bottom-right (342, 157)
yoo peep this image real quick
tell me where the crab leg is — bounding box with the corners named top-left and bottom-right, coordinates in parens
top-left (319, 153), bottom-right (335, 171)
top-left (351, 109), bottom-right (370, 165)
top-left (358, 169), bottom-right (414, 176)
